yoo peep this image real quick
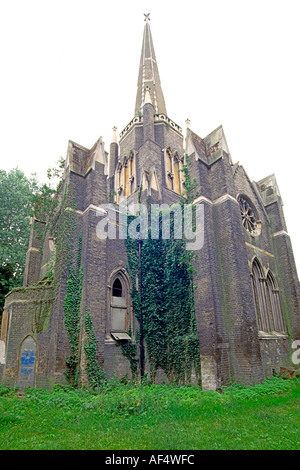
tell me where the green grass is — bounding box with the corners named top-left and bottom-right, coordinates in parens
top-left (0, 377), bottom-right (299, 450)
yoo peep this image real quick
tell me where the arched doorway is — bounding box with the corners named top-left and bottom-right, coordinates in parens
top-left (17, 336), bottom-right (36, 389)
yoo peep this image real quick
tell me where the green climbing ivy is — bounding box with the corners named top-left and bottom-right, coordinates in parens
top-left (63, 233), bottom-right (83, 386)
top-left (117, 326), bottom-right (139, 379)
top-left (52, 183), bottom-right (78, 289)
top-left (125, 156), bottom-right (201, 384)
top-left (84, 310), bottom-right (106, 389)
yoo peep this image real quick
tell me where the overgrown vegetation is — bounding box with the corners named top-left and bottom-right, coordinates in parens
top-left (31, 157), bottom-right (65, 233)
top-left (63, 232), bottom-right (105, 389)
top-left (0, 160), bottom-right (64, 321)
top-left (0, 377), bottom-right (299, 450)
top-left (84, 310), bottom-right (107, 388)
top-left (124, 156), bottom-right (201, 383)
top-left (0, 169), bottom-right (40, 317)
top-left (118, 330), bottom-right (139, 379)
top-left (63, 234), bottom-right (83, 386)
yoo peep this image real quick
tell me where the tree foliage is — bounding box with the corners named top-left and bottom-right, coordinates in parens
top-left (0, 168), bottom-right (39, 291)
top-left (31, 157), bottom-right (65, 229)
top-left (0, 159), bottom-right (65, 318)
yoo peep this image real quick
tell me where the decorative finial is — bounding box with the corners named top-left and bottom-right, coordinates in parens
top-left (144, 13), bottom-right (150, 23)
top-left (112, 126), bottom-right (117, 143)
top-left (185, 118), bottom-right (191, 129)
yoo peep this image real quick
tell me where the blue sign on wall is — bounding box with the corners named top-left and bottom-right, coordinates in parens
top-left (17, 336), bottom-right (36, 389)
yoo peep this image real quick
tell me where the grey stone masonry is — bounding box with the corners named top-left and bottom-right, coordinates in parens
top-left (1, 18), bottom-right (299, 390)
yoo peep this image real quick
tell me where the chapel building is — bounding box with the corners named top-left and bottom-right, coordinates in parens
top-left (1, 17), bottom-right (299, 390)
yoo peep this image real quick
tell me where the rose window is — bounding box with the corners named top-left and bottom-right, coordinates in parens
top-left (238, 196), bottom-right (258, 234)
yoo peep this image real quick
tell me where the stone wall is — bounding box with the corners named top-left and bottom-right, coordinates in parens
top-left (1, 110), bottom-right (299, 391)
top-left (1, 286), bottom-right (54, 389)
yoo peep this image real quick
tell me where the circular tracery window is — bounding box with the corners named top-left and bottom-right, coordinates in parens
top-left (238, 196), bottom-right (258, 234)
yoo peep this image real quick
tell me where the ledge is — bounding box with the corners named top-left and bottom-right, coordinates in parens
top-left (258, 331), bottom-right (288, 340)
top-left (4, 285), bottom-right (54, 308)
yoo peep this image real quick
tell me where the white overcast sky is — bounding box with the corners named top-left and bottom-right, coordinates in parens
top-left (1, 0), bottom-right (300, 273)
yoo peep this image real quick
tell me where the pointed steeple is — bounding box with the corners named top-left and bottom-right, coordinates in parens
top-left (135, 15), bottom-right (167, 116)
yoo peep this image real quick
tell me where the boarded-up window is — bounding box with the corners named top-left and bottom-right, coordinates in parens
top-left (111, 278), bottom-right (127, 331)
top-left (112, 306), bottom-right (127, 330)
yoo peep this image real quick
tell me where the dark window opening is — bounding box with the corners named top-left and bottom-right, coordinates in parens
top-left (112, 278), bottom-right (123, 297)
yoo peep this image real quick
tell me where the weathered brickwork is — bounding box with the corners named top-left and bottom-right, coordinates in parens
top-left (1, 19), bottom-right (299, 390)
top-left (1, 286), bottom-right (54, 388)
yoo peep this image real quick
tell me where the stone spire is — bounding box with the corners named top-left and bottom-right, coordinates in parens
top-left (134, 15), bottom-right (167, 116)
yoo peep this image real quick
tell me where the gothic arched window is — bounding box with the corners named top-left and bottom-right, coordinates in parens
top-left (112, 278), bottom-right (122, 297)
top-left (165, 148), bottom-right (182, 194)
top-left (107, 269), bottom-right (133, 341)
top-left (115, 153), bottom-right (136, 202)
top-left (251, 258), bottom-right (266, 331)
top-left (111, 277), bottom-right (127, 331)
top-left (173, 154), bottom-right (181, 194)
top-left (251, 258), bottom-right (285, 334)
top-left (265, 270), bottom-right (285, 333)
top-left (166, 148), bottom-right (173, 191)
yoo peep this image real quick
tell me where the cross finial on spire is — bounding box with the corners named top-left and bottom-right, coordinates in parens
top-left (144, 13), bottom-right (150, 23)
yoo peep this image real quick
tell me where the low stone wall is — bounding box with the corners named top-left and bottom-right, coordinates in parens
top-left (1, 285), bottom-right (54, 389)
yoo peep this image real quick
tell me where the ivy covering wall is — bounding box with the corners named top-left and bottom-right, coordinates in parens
top-left (84, 310), bottom-right (106, 388)
top-left (125, 157), bottom-right (201, 384)
top-left (63, 233), bottom-right (105, 389)
top-left (61, 157), bottom-right (201, 387)
top-left (63, 233), bottom-right (83, 386)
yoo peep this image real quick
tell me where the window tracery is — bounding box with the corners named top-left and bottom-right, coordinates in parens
top-left (238, 195), bottom-right (258, 234)
top-left (251, 258), bottom-right (285, 334)
top-left (115, 152), bottom-right (136, 202)
top-left (164, 147), bottom-right (183, 194)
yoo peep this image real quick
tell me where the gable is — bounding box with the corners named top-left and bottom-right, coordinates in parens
top-left (186, 125), bottom-right (231, 168)
top-left (233, 164), bottom-right (270, 226)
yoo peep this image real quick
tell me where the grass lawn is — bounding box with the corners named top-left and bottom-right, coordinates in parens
top-left (0, 377), bottom-right (299, 450)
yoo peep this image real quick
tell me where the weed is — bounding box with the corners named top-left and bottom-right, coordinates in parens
top-left (0, 377), bottom-right (299, 450)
